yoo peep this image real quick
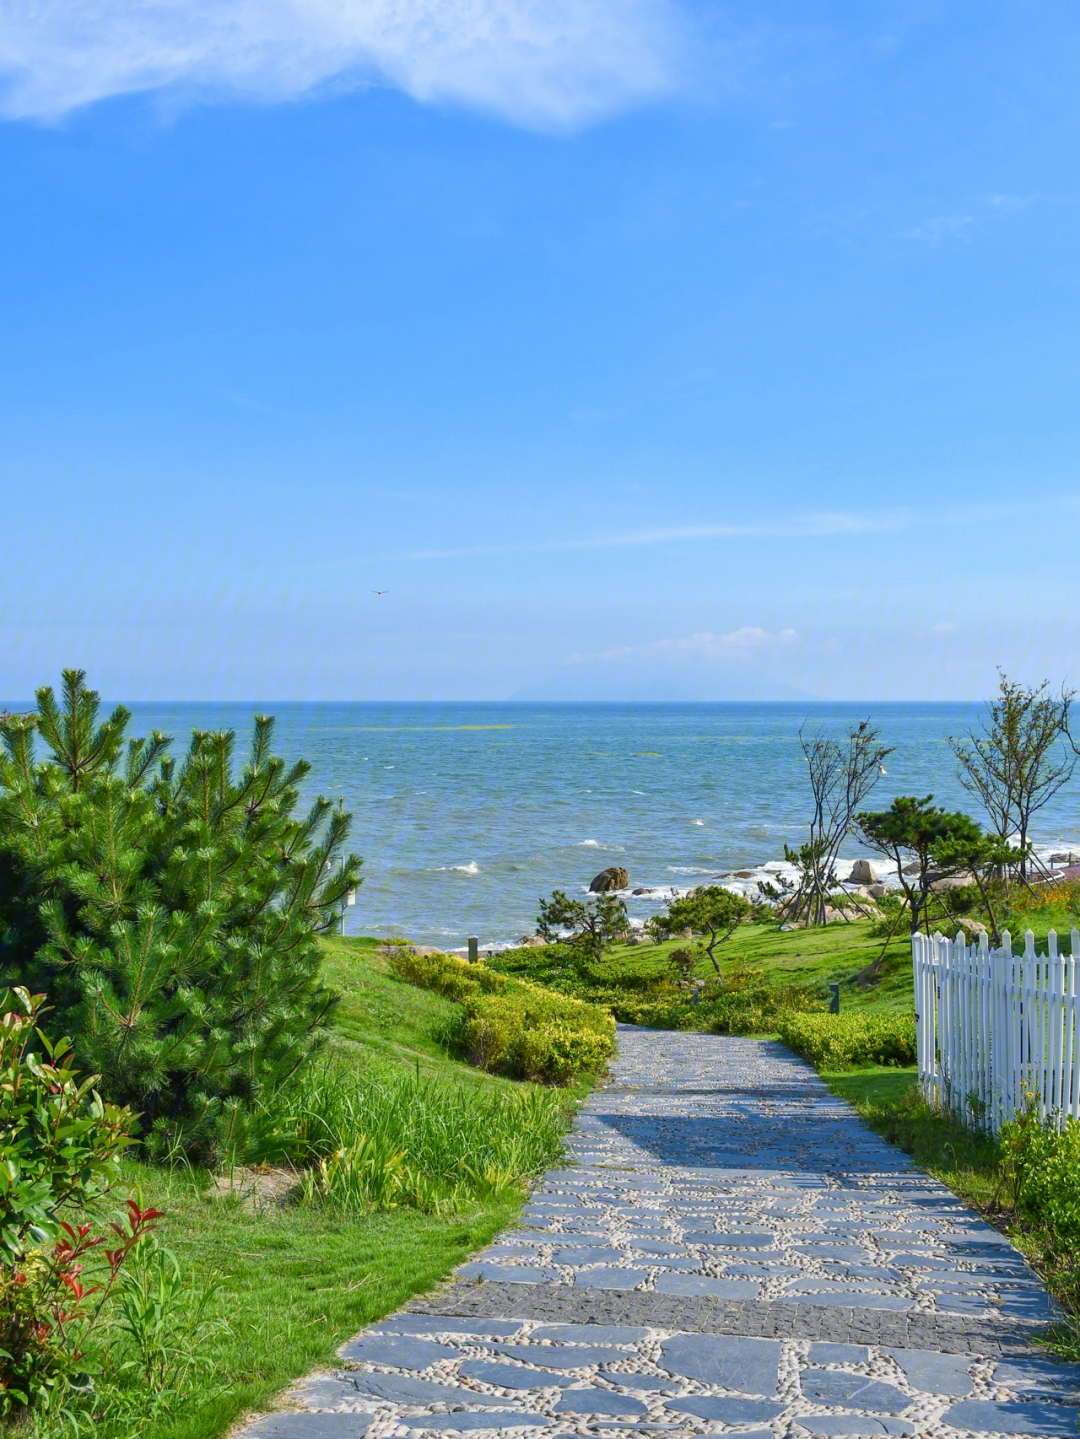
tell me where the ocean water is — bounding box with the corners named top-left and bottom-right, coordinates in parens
top-left (82, 700), bottom-right (1080, 949)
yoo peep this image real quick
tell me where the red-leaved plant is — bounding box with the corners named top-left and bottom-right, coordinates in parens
top-left (0, 989), bottom-right (158, 1415)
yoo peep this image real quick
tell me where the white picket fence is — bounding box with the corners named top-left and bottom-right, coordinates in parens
top-left (912, 928), bottom-right (1080, 1133)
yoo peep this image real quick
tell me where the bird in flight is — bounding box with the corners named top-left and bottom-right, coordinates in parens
top-left (372, 590), bottom-right (388, 595)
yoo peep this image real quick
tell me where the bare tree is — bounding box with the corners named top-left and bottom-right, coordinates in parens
top-left (787, 720), bottom-right (893, 925)
top-left (949, 672), bottom-right (1075, 879)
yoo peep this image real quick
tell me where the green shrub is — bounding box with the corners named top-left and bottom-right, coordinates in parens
top-left (0, 672), bottom-right (361, 1164)
top-left (386, 949), bottom-right (614, 1084)
top-left (777, 1010), bottom-right (917, 1069)
top-left (1000, 1109), bottom-right (1080, 1304)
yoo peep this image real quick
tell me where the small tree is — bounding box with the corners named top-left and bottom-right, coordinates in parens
top-left (0, 671), bottom-right (361, 1162)
top-left (646, 887), bottom-right (751, 975)
top-left (856, 796), bottom-right (989, 936)
top-left (789, 721), bottom-right (893, 925)
top-left (949, 671), bottom-right (1074, 879)
top-left (536, 890), bottom-right (628, 970)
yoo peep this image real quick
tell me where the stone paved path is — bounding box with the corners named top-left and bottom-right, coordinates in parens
top-left (245, 1029), bottom-right (1080, 1439)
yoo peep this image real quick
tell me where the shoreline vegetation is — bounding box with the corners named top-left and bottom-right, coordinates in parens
top-left (4, 669), bottom-right (1080, 1437)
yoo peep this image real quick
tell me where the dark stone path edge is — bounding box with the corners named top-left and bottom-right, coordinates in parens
top-left (406, 1281), bottom-right (1049, 1358)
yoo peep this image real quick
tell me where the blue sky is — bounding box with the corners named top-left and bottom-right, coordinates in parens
top-left (1, 1), bottom-right (1079, 701)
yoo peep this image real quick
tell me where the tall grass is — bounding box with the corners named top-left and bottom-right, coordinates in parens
top-left (244, 1056), bottom-right (571, 1213)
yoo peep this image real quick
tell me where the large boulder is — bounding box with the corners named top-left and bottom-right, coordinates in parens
top-left (589, 866), bottom-right (628, 892)
top-left (847, 859), bottom-right (879, 884)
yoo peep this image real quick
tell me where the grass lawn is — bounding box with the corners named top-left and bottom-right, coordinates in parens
top-left (112, 938), bottom-right (568, 1439)
top-left (496, 917), bottom-right (914, 1015)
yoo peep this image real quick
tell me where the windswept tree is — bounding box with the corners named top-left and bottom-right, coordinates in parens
top-left (537, 890), bottom-right (628, 970)
top-left (949, 672), bottom-right (1074, 879)
top-left (0, 670), bottom-right (361, 1162)
top-left (787, 721), bottom-right (893, 925)
top-left (645, 886), bottom-right (751, 975)
top-left (855, 795), bottom-right (1006, 937)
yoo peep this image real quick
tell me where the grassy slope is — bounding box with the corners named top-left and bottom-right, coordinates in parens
top-left (127, 939), bottom-right (545, 1439)
top-left (505, 918), bottom-right (914, 1014)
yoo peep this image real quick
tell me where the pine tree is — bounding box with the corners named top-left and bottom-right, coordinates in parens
top-left (0, 671), bottom-right (361, 1162)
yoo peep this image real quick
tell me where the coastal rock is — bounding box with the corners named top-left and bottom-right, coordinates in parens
top-left (519, 936), bottom-right (547, 948)
top-left (632, 887), bottom-right (650, 896)
top-left (734, 870), bottom-right (755, 879)
top-left (868, 883), bottom-right (889, 899)
top-left (930, 870), bottom-right (975, 891)
top-left (847, 860), bottom-right (879, 884)
top-left (590, 867), bottom-right (628, 892)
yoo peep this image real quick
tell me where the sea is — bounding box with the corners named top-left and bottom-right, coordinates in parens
top-left (77, 700), bottom-right (1080, 950)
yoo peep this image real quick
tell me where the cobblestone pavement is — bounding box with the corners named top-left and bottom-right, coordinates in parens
top-left (244, 1029), bottom-right (1080, 1439)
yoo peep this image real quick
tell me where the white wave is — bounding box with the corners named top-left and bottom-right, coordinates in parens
top-left (576, 839), bottom-right (602, 847)
top-left (435, 861), bottom-right (480, 875)
top-left (690, 818), bottom-right (704, 826)
top-left (666, 866), bottom-right (718, 875)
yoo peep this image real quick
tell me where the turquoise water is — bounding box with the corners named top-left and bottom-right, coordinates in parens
top-left (103, 700), bottom-right (1080, 948)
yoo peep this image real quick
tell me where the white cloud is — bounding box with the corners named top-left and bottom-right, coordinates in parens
top-left (570, 626), bottom-right (798, 665)
top-left (0, 0), bottom-right (685, 127)
top-left (932, 621), bottom-right (958, 634)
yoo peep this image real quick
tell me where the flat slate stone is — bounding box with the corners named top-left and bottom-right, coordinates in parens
top-left (808, 1343), bottom-right (870, 1365)
top-left (941, 1399), bottom-right (1080, 1435)
top-left (606, 1374), bottom-right (677, 1390)
top-left (529, 1325), bottom-right (649, 1345)
top-left (884, 1348), bottom-right (974, 1396)
top-left (572, 1267), bottom-right (648, 1290)
top-left (350, 1376), bottom-right (511, 1407)
top-left (295, 1377), bottom-right (366, 1409)
top-left (660, 1335), bottom-right (781, 1396)
top-left (795, 1421), bottom-right (914, 1438)
top-left (793, 1245), bottom-right (868, 1260)
top-left (664, 1396), bottom-right (785, 1423)
top-left (458, 1362), bottom-right (574, 1390)
top-left (993, 1356), bottom-right (1080, 1394)
top-left (652, 1273), bottom-right (758, 1298)
top-left (339, 1335), bottom-right (461, 1368)
top-left (490, 1346), bottom-right (628, 1369)
top-left (248, 1418), bottom-right (373, 1438)
top-left (551, 1248), bottom-right (626, 1266)
top-left (799, 1371), bottom-right (909, 1413)
top-left (552, 1391), bottom-right (648, 1416)
top-left (457, 1265), bottom-right (561, 1285)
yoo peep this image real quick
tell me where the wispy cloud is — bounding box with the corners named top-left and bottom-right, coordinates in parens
top-left (906, 214), bottom-right (974, 244)
top-left (407, 509), bottom-right (913, 559)
top-left (569, 626), bottom-right (799, 665)
top-left (0, 0), bottom-right (685, 128)
top-left (406, 496), bottom-right (1080, 561)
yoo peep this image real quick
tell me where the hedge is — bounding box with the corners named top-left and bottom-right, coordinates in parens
top-left (386, 948), bottom-right (615, 1085)
top-left (776, 1011), bottom-right (917, 1070)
